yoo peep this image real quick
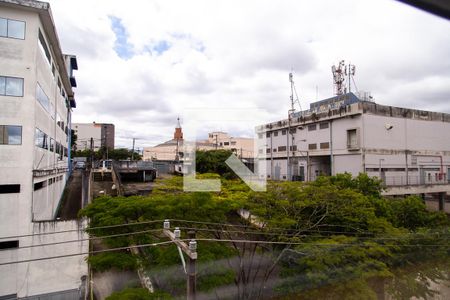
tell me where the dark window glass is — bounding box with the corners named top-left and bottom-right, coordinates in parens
top-left (224, 142), bottom-right (229, 146)
top-left (266, 148), bottom-right (271, 153)
top-left (320, 142), bottom-right (330, 149)
top-left (33, 181), bottom-right (46, 191)
top-left (289, 145), bottom-right (297, 151)
top-left (308, 143), bottom-right (317, 150)
top-left (320, 122), bottom-right (329, 129)
top-left (266, 132), bottom-right (271, 138)
top-left (274, 131), bottom-right (278, 136)
top-left (0, 184), bottom-right (20, 194)
top-left (308, 124), bottom-right (317, 131)
top-left (281, 129), bottom-right (286, 135)
top-left (0, 240), bottom-right (19, 250)
top-left (278, 146), bottom-right (287, 152)
top-left (38, 29), bottom-right (51, 64)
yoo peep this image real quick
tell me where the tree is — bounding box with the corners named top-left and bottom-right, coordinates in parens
top-left (70, 130), bottom-right (77, 152)
top-left (196, 150), bottom-right (236, 178)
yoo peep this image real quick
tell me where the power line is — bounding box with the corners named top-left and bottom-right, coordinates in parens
top-left (178, 226), bottom-right (450, 241)
top-left (13, 229), bottom-right (162, 251)
top-left (1, 238), bottom-right (448, 267)
top-left (0, 219), bottom-right (165, 240)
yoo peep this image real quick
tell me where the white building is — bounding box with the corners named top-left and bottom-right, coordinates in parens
top-left (257, 92), bottom-right (450, 187)
top-left (143, 120), bottom-right (255, 162)
top-left (72, 122), bottom-right (115, 151)
top-left (0, 0), bottom-right (88, 299)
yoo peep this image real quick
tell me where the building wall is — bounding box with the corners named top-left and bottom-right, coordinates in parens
top-left (72, 122), bottom-right (115, 150)
top-left (258, 100), bottom-right (450, 183)
top-left (72, 123), bottom-right (102, 150)
top-left (0, 2), bottom-right (86, 298)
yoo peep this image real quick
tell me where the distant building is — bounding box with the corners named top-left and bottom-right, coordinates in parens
top-left (0, 0), bottom-right (88, 299)
top-left (72, 122), bottom-right (115, 150)
top-left (257, 92), bottom-right (450, 189)
top-left (204, 131), bottom-right (254, 159)
top-left (143, 120), bottom-right (255, 161)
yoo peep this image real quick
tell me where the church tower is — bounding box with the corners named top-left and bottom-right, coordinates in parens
top-left (174, 117), bottom-right (183, 140)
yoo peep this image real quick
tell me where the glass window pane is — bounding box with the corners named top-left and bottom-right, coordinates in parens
top-left (5, 77), bottom-right (23, 96)
top-left (0, 126), bottom-right (5, 144)
top-left (0, 18), bottom-right (6, 37)
top-left (7, 126), bottom-right (21, 145)
top-left (7, 20), bottom-right (25, 39)
top-left (0, 77), bottom-right (5, 95)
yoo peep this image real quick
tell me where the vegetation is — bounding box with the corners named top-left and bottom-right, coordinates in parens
top-left (195, 150), bottom-right (236, 178)
top-left (106, 288), bottom-right (172, 300)
top-left (73, 147), bottom-right (142, 160)
top-left (88, 252), bottom-right (138, 272)
top-left (80, 172), bottom-right (450, 299)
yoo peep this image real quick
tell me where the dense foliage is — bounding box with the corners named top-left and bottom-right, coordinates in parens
top-left (73, 147), bottom-right (142, 160)
top-left (105, 288), bottom-right (172, 300)
top-left (80, 173), bottom-right (450, 299)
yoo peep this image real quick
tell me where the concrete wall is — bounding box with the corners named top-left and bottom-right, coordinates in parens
top-left (0, 3), bottom-right (86, 298)
top-left (72, 123), bottom-right (102, 150)
top-left (0, 221), bottom-right (89, 298)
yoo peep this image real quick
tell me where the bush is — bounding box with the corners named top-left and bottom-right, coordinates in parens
top-left (88, 252), bottom-right (138, 272)
top-left (106, 288), bottom-right (172, 300)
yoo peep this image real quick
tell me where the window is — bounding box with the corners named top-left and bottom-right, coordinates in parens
top-left (320, 142), bottom-right (330, 149)
top-left (289, 128), bottom-right (297, 134)
top-left (266, 132), bottom-right (271, 138)
top-left (319, 122), bottom-right (329, 129)
top-left (278, 146), bottom-right (287, 152)
top-left (0, 184), bottom-right (20, 194)
top-left (50, 138), bottom-right (54, 152)
top-left (34, 180), bottom-right (47, 191)
top-left (266, 148), bottom-right (271, 153)
top-left (347, 129), bottom-right (359, 149)
top-left (0, 76), bottom-right (24, 96)
top-left (273, 148), bottom-right (277, 152)
top-left (258, 133), bottom-right (263, 139)
top-left (0, 240), bottom-right (19, 250)
top-left (224, 142), bottom-right (229, 146)
top-left (0, 125), bottom-right (22, 145)
top-left (289, 145), bottom-right (297, 151)
top-left (38, 29), bottom-right (51, 65)
top-left (34, 128), bottom-right (48, 149)
top-left (281, 129), bottom-right (287, 135)
top-left (274, 131), bottom-right (278, 137)
top-left (308, 124), bottom-right (317, 131)
top-left (0, 18), bottom-right (25, 39)
top-left (231, 141), bottom-right (236, 145)
top-left (308, 143), bottom-right (317, 150)
top-left (36, 83), bottom-right (50, 112)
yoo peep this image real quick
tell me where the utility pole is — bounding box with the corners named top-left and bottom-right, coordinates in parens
top-left (131, 138), bottom-right (136, 160)
top-left (163, 220), bottom-right (197, 300)
top-left (90, 137), bottom-right (94, 169)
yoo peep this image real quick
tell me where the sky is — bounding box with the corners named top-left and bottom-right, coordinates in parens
top-left (47, 0), bottom-right (450, 149)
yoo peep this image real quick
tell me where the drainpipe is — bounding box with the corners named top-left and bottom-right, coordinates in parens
top-left (330, 120), bottom-right (334, 176)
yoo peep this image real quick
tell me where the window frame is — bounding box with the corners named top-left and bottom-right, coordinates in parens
top-left (0, 125), bottom-right (22, 145)
top-left (0, 76), bottom-right (24, 97)
top-left (0, 17), bottom-right (26, 40)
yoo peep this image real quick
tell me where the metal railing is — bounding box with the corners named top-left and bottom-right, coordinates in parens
top-left (383, 174), bottom-right (449, 187)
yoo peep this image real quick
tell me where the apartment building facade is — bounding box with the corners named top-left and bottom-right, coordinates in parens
top-left (72, 122), bottom-right (115, 151)
top-left (0, 1), bottom-right (87, 299)
top-left (257, 93), bottom-right (450, 186)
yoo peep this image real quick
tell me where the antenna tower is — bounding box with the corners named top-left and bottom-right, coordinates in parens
top-left (332, 60), bottom-right (356, 95)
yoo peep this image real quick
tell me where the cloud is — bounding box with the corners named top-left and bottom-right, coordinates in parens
top-left (48, 0), bottom-right (450, 149)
